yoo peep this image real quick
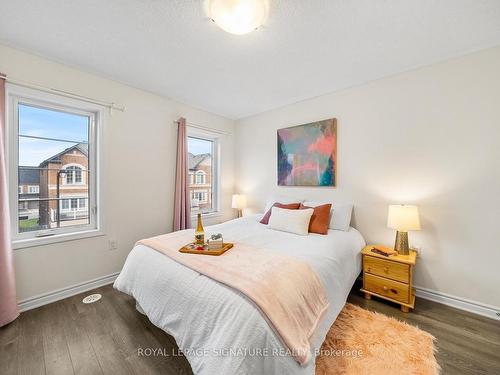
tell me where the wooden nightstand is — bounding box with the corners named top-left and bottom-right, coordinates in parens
top-left (360, 245), bottom-right (417, 313)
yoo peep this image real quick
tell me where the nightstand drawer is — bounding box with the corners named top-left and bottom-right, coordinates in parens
top-left (364, 255), bottom-right (410, 283)
top-left (364, 274), bottom-right (410, 304)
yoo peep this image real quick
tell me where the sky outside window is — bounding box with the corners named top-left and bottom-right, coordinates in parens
top-left (18, 104), bottom-right (89, 166)
top-left (188, 137), bottom-right (212, 155)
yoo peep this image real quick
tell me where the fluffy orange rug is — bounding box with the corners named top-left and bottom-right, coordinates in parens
top-left (316, 303), bottom-right (440, 374)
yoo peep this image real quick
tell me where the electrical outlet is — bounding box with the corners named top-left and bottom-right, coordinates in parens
top-left (108, 239), bottom-right (118, 251)
top-left (412, 245), bottom-right (422, 257)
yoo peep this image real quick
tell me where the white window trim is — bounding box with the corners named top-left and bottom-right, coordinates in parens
top-left (61, 163), bottom-right (86, 185)
top-left (195, 170), bottom-right (206, 185)
top-left (191, 190), bottom-right (208, 203)
top-left (61, 199), bottom-right (70, 210)
top-left (187, 129), bottom-right (221, 218)
top-left (27, 185), bottom-right (39, 194)
top-left (59, 195), bottom-right (88, 212)
top-left (6, 83), bottom-right (105, 249)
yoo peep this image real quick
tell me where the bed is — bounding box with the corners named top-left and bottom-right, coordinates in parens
top-left (114, 214), bottom-right (366, 375)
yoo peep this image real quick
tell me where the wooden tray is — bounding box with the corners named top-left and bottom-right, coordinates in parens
top-left (179, 242), bottom-right (234, 256)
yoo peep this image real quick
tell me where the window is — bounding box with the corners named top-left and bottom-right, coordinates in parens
top-left (187, 135), bottom-right (218, 214)
top-left (195, 171), bottom-right (206, 185)
top-left (61, 199), bottom-right (69, 210)
top-left (28, 185), bottom-right (39, 194)
top-left (79, 198), bottom-right (86, 209)
top-left (191, 191), bottom-right (207, 203)
top-left (7, 84), bottom-right (103, 247)
top-left (64, 165), bottom-right (83, 185)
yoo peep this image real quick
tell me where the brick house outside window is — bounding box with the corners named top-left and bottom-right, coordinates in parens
top-left (188, 152), bottom-right (212, 213)
top-left (37, 143), bottom-right (89, 229)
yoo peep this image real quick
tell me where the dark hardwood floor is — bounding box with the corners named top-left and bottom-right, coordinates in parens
top-left (347, 284), bottom-right (500, 375)
top-left (1, 284), bottom-right (499, 375)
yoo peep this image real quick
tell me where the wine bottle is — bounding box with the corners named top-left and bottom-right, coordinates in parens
top-left (195, 213), bottom-right (205, 245)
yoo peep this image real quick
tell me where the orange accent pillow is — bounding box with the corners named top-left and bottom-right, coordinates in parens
top-left (299, 203), bottom-right (332, 235)
top-left (260, 202), bottom-right (301, 224)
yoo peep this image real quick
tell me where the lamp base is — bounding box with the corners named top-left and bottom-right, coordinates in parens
top-left (394, 231), bottom-right (409, 255)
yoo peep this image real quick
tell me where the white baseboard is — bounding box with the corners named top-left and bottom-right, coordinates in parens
top-left (17, 272), bottom-right (500, 321)
top-left (415, 286), bottom-right (500, 320)
top-left (18, 272), bottom-right (120, 312)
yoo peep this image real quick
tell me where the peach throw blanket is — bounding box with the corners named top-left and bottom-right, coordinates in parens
top-left (138, 231), bottom-right (330, 365)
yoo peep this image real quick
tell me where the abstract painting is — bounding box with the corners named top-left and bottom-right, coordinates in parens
top-left (277, 118), bottom-right (337, 186)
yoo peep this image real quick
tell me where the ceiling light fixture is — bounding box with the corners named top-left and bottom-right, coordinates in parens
top-left (208, 0), bottom-right (269, 35)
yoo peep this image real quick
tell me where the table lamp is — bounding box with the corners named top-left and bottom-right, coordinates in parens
top-left (232, 194), bottom-right (247, 218)
top-left (387, 205), bottom-right (421, 255)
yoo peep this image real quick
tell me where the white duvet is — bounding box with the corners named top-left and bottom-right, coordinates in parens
top-left (114, 214), bottom-right (365, 375)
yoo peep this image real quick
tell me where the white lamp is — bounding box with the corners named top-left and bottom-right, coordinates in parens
top-left (387, 205), bottom-right (421, 255)
top-left (232, 194), bottom-right (247, 218)
top-left (208, 0), bottom-right (269, 35)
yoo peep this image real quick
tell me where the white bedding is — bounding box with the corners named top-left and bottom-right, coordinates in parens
top-left (114, 214), bottom-right (365, 375)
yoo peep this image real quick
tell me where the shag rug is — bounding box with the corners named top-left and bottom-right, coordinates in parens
top-left (316, 303), bottom-right (440, 374)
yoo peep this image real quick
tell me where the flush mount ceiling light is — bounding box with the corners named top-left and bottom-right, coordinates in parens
top-left (208, 0), bottom-right (269, 35)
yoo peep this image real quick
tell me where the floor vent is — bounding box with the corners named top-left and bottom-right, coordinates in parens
top-left (82, 294), bottom-right (102, 304)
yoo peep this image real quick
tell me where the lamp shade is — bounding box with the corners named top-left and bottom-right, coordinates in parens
top-left (231, 194), bottom-right (247, 209)
top-left (208, 0), bottom-right (269, 35)
top-left (387, 205), bottom-right (421, 231)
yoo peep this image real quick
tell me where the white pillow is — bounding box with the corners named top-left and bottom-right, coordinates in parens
top-left (263, 195), bottom-right (304, 213)
top-left (268, 207), bottom-right (314, 236)
top-left (302, 201), bottom-right (353, 231)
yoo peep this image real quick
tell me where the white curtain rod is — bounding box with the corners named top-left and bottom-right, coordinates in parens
top-left (173, 120), bottom-right (231, 136)
top-left (0, 73), bottom-right (125, 112)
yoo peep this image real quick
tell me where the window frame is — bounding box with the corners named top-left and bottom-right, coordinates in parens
top-left (187, 130), bottom-right (221, 218)
top-left (62, 164), bottom-right (86, 185)
top-left (195, 170), bottom-right (206, 185)
top-left (61, 199), bottom-right (70, 210)
top-left (59, 196), bottom-right (88, 212)
top-left (27, 185), bottom-right (39, 194)
top-left (6, 84), bottom-right (105, 249)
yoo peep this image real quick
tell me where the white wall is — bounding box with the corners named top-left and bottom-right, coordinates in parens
top-left (235, 47), bottom-right (500, 308)
top-left (0, 45), bottom-right (235, 301)
top-left (3, 43), bottom-right (500, 311)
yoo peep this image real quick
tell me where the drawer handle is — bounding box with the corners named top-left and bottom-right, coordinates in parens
top-left (383, 267), bottom-right (389, 273)
top-left (367, 267), bottom-right (371, 272)
top-left (382, 286), bottom-right (398, 294)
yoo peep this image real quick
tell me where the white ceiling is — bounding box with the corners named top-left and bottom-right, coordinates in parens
top-left (1, 0), bottom-right (500, 119)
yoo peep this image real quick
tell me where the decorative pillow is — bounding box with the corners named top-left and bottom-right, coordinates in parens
top-left (263, 195), bottom-right (304, 214)
top-left (302, 201), bottom-right (353, 231)
top-left (260, 202), bottom-right (301, 224)
top-left (268, 207), bottom-right (314, 236)
top-left (299, 203), bottom-right (332, 235)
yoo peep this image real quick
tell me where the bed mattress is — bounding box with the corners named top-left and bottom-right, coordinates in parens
top-left (114, 214), bottom-right (365, 375)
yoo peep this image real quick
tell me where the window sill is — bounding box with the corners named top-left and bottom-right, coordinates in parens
top-left (191, 211), bottom-right (222, 220)
top-left (12, 229), bottom-right (105, 250)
